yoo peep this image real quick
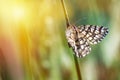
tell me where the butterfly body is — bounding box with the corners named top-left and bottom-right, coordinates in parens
top-left (66, 25), bottom-right (108, 58)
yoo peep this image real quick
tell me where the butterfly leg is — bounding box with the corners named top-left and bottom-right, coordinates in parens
top-left (68, 42), bottom-right (71, 47)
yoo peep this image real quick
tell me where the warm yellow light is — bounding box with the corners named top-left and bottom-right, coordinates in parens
top-left (12, 6), bottom-right (25, 20)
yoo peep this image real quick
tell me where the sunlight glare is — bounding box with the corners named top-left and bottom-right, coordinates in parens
top-left (12, 6), bottom-right (25, 20)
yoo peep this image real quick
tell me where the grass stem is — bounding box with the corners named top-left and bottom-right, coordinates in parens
top-left (61, 0), bottom-right (70, 27)
top-left (60, 0), bottom-right (82, 80)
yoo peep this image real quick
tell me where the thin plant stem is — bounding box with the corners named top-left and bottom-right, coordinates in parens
top-left (74, 55), bottom-right (82, 80)
top-left (60, 0), bottom-right (82, 80)
top-left (61, 0), bottom-right (70, 27)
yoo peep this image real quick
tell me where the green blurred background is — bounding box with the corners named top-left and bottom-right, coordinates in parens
top-left (0, 0), bottom-right (120, 80)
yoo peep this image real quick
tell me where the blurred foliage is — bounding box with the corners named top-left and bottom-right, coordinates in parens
top-left (0, 0), bottom-right (120, 80)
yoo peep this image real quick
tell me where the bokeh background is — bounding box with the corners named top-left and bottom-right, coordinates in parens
top-left (0, 0), bottom-right (120, 80)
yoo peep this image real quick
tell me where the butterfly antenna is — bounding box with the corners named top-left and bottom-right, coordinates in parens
top-left (61, 0), bottom-right (70, 27)
top-left (74, 17), bottom-right (87, 25)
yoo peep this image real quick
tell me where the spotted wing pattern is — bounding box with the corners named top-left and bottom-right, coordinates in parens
top-left (78, 25), bottom-right (109, 44)
top-left (66, 24), bottom-right (108, 58)
top-left (74, 38), bottom-right (91, 57)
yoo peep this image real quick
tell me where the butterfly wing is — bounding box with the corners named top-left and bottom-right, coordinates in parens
top-left (74, 38), bottom-right (91, 58)
top-left (78, 25), bottom-right (109, 44)
top-left (66, 25), bottom-right (91, 58)
top-left (66, 25), bottom-right (108, 58)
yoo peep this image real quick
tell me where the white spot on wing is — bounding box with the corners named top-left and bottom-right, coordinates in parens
top-left (89, 37), bottom-right (92, 40)
top-left (81, 45), bottom-right (84, 49)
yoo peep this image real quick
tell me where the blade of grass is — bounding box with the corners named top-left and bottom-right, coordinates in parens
top-left (73, 55), bottom-right (82, 80)
top-left (60, 0), bottom-right (82, 80)
top-left (61, 0), bottom-right (70, 27)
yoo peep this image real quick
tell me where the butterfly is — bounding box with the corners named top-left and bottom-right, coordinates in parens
top-left (66, 24), bottom-right (109, 58)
